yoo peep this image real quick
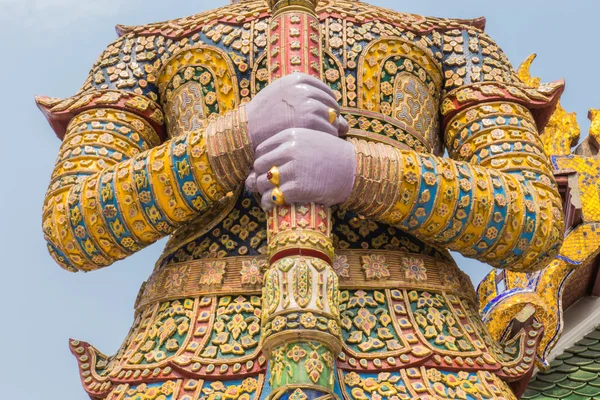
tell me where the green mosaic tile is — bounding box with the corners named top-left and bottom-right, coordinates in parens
top-left (571, 370), bottom-right (599, 383)
top-left (565, 357), bottom-right (596, 367)
top-left (558, 379), bottom-right (588, 391)
top-left (558, 353), bottom-right (576, 360)
top-left (585, 329), bottom-right (600, 341)
top-left (564, 393), bottom-right (592, 400)
top-left (538, 372), bottom-right (569, 384)
top-left (545, 386), bottom-right (574, 398)
top-left (565, 394), bottom-right (593, 400)
top-left (577, 339), bottom-right (600, 347)
top-left (568, 346), bottom-right (591, 355)
top-left (522, 388), bottom-right (541, 399)
top-left (581, 364), bottom-right (600, 373)
top-left (580, 350), bottom-right (600, 359)
top-left (557, 364), bottom-right (582, 374)
top-left (521, 390), bottom-right (537, 399)
top-left (528, 379), bottom-right (556, 391)
top-left (527, 323), bottom-right (600, 399)
top-left (575, 385), bottom-right (600, 397)
top-left (588, 377), bottom-right (600, 388)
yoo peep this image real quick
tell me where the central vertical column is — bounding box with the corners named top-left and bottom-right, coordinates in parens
top-left (262, 1), bottom-right (342, 399)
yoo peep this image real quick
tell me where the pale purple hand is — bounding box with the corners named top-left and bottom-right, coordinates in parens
top-left (245, 128), bottom-right (356, 210)
top-left (246, 72), bottom-right (349, 151)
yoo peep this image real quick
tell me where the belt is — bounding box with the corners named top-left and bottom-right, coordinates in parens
top-left (134, 249), bottom-right (474, 310)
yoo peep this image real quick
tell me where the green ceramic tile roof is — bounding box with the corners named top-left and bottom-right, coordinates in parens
top-left (524, 325), bottom-right (600, 400)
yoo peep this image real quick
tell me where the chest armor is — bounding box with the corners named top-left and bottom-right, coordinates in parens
top-left (156, 1), bottom-right (448, 266)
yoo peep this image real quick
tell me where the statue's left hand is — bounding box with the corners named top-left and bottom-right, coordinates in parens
top-left (245, 128), bottom-right (356, 210)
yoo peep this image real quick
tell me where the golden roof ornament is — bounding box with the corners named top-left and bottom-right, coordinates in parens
top-left (267, 0), bottom-right (319, 15)
top-left (518, 53), bottom-right (580, 155)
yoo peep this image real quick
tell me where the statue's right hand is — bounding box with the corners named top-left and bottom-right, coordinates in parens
top-left (245, 72), bottom-right (348, 151)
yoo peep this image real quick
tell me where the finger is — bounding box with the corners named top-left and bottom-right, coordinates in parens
top-left (254, 145), bottom-right (292, 176)
top-left (307, 88), bottom-right (340, 112)
top-left (292, 73), bottom-right (336, 98)
top-left (274, 181), bottom-right (335, 207)
top-left (260, 182), bottom-right (305, 210)
top-left (245, 169), bottom-right (258, 192)
top-left (302, 98), bottom-right (341, 136)
top-left (271, 181), bottom-right (304, 206)
top-left (255, 136), bottom-right (293, 164)
top-left (261, 190), bottom-right (277, 211)
top-left (338, 115), bottom-right (350, 135)
top-left (255, 135), bottom-right (287, 160)
top-left (310, 105), bottom-right (340, 136)
top-left (255, 173), bottom-right (274, 194)
top-left (255, 162), bottom-right (293, 194)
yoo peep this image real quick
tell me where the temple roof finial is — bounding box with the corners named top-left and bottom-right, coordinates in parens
top-left (267, 0), bottom-right (318, 14)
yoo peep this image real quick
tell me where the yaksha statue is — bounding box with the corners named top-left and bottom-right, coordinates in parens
top-left (37, 0), bottom-right (566, 399)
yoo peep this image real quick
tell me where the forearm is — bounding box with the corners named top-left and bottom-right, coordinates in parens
top-left (43, 107), bottom-right (251, 272)
top-left (344, 102), bottom-right (564, 272)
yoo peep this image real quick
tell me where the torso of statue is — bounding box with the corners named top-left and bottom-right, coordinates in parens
top-left (152, 0), bottom-right (465, 270)
top-left (45, 1), bottom-right (560, 399)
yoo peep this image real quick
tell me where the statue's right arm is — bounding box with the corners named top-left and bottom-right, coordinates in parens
top-left (40, 35), bottom-right (253, 273)
top-left (39, 30), bottom-right (343, 273)
top-left (42, 98), bottom-right (252, 273)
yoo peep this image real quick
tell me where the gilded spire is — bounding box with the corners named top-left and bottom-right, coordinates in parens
top-left (268, 0), bottom-right (318, 15)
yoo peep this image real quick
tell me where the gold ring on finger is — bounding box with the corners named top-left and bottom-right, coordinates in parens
top-left (267, 166), bottom-right (281, 186)
top-left (328, 108), bottom-right (338, 124)
top-left (271, 187), bottom-right (286, 206)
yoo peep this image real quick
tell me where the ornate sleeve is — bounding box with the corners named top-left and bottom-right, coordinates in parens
top-left (344, 29), bottom-right (565, 273)
top-left (38, 34), bottom-right (252, 273)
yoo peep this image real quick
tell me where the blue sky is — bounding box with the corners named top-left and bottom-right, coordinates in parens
top-left (0, 0), bottom-right (597, 398)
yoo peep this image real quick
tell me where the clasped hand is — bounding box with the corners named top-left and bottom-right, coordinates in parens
top-left (245, 73), bottom-right (356, 210)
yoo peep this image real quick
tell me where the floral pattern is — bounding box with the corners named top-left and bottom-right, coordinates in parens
top-left (287, 345), bottom-right (307, 362)
top-left (408, 291), bottom-right (473, 352)
top-left (164, 265), bottom-right (190, 292)
top-left (240, 258), bottom-right (265, 287)
top-left (199, 377), bottom-right (261, 400)
top-left (201, 296), bottom-right (261, 359)
top-left (199, 260), bottom-right (226, 286)
top-left (402, 257), bottom-right (428, 281)
top-left (299, 312), bottom-right (317, 329)
top-left (52, 4), bottom-right (548, 400)
top-left (332, 254), bottom-right (351, 279)
top-left (431, 371), bottom-right (492, 399)
top-left (270, 342), bottom-right (334, 389)
top-left (341, 369), bottom-right (503, 400)
top-left (339, 290), bottom-right (403, 354)
top-left (361, 254), bottom-right (391, 280)
top-left (343, 371), bottom-right (411, 400)
top-left (123, 381), bottom-right (177, 400)
top-left (305, 351), bottom-right (325, 383)
top-left (130, 299), bottom-right (194, 365)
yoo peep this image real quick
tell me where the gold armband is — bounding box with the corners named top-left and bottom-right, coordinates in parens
top-left (344, 138), bottom-right (403, 217)
top-left (206, 105), bottom-right (253, 192)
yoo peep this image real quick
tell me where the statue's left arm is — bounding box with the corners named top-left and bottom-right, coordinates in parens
top-left (249, 28), bottom-right (565, 273)
top-left (343, 29), bottom-right (565, 272)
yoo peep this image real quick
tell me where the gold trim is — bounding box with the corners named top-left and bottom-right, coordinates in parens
top-left (262, 330), bottom-right (342, 357)
top-left (341, 107), bottom-right (432, 152)
top-left (136, 249), bottom-right (467, 310)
